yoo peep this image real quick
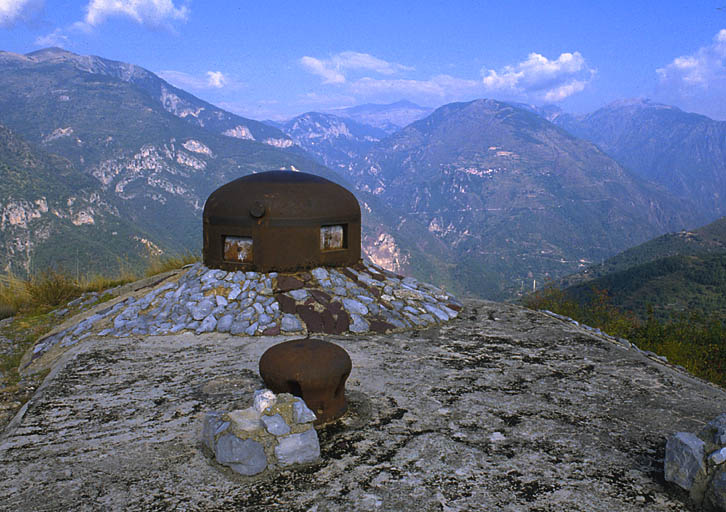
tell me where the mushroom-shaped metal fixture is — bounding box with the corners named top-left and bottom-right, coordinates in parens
top-left (259, 338), bottom-right (352, 424)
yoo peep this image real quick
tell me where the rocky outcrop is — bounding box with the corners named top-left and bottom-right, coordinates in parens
top-left (665, 415), bottom-right (726, 510)
top-left (1, 298), bottom-right (725, 510)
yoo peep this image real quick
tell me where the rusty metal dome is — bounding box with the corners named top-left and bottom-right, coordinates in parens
top-left (203, 170), bottom-right (361, 272)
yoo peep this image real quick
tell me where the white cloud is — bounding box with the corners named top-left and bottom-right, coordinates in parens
top-left (0, 0), bottom-right (42, 28)
top-left (300, 56), bottom-right (345, 84)
top-left (83, 0), bottom-right (188, 29)
top-left (481, 51), bottom-right (594, 101)
top-left (300, 49), bottom-right (592, 106)
top-left (206, 71), bottom-right (226, 88)
top-left (34, 28), bottom-right (69, 47)
top-left (657, 29), bottom-right (726, 90)
top-left (158, 69), bottom-right (241, 91)
top-left (300, 51), bottom-right (413, 84)
top-left (351, 74), bottom-right (480, 98)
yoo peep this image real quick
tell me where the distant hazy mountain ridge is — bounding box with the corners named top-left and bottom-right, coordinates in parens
top-left (550, 98), bottom-right (726, 219)
top-left (278, 112), bottom-right (388, 171)
top-left (328, 100), bottom-right (433, 134)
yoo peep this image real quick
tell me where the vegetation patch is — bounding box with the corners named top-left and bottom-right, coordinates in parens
top-left (524, 285), bottom-right (726, 389)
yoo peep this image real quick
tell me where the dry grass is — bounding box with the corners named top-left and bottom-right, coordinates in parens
top-left (145, 251), bottom-right (200, 277)
top-left (0, 274), bottom-right (30, 319)
top-left (0, 252), bottom-right (200, 318)
top-left (24, 269), bottom-right (82, 308)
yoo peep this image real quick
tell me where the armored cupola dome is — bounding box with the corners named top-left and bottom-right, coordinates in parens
top-left (203, 170), bottom-right (361, 272)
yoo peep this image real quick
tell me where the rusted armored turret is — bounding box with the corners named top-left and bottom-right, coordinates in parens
top-left (203, 170), bottom-right (361, 272)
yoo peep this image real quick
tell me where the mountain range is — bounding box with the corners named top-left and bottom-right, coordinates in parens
top-left (549, 99), bottom-right (726, 219)
top-left (336, 99), bottom-right (700, 298)
top-left (0, 48), bottom-right (452, 283)
top-left (1, 47), bottom-right (722, 300)
top-left (557, 216), bottom-right (726, 320)
top-left (327, 100), bottom-right (433, 133)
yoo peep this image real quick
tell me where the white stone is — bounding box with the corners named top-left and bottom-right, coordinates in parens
top-left (343, 298), bottom-right (368, 316)
top-left (349, 314), bottom-right (369, 333)
top-left (710, 447), bottom-right (726, 465)
top-left (216, 295), bottom-right (228, 307)
top-left (214, 435), bottom-right (267, 476)
top-left (311, 267), bottom-right (329, 281)
top-left (281, 314), bottom-right (303, 332)
top-left (289, 289), bottom-right (309, 301)
top-left (274, 428), bottom-right (320, 466)
top-left (227, 407), bottom-right (263, 432)
top-left (293, 398), bottom-right (317, 424)
top-left (261, 414), bottom-right (290, 436)
top-left (228, 286), bottom-right (242, 301)
top-left (253, 389), bottom-right (277, 413)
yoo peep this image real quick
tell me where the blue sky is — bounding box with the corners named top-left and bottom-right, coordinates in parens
top-left (1, 1), bottom-right (726, 120)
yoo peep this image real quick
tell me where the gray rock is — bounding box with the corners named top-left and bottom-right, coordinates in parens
top-left (186, 320), bottom-right (200, 330)
top-left (261, 414), bottom-right (290, 436)
top-left (420, 314), bottom-right (437, 324)
top-left (292, 399), bottom-right (316, 424)
top-left (402, 276), bottom-right (418, 288)
top-left (424, 304), bottom-right (449, 322)
top-left (710, 448), bottom-right (726, 465)
top-left (274, 429), bottom-right (320, 466)
top-left (245, 322), bottom-right (258, 336)
top-left (200, 269), bottom-right (218, 282)
top-left (332, 286), bottom-right (347, 296)
top-left (196, 314), bottom-right (217, 334)
top-left (201, 411), bottom-right (225, 451)
top-left (342, 298), bottom-right (368, 316)
top-left (214, 435), bottom-right (267, 476)
top-left (229, 320), bottom-right (250, 335)
top-left (191, 299), bottom-right (215, 321)
top-left (228, 286), bottom-right (242, 301)
top-left (289, 289), bottom-right (309, 301)
top-left (311, 267), bottom-right (329, 281)
top-left (706, 469), bottom-right (726, 511)
top-left (441, 304), bottom-right (459, 319)
top-left (252, 302), bottom-right (265, 315)
top-left (390, 300), bottom-right (405, 310)
top-left (211, 305), bottom-right (226, 316)
top-left (665, 432), bottom-right (706, 490)
top-left (349, 314), bottom-right (369, 333)
top-left (169, 323), bottom-right (186, 333)
top-left (217, 314), bottom-right (234, 333)
top-left (281, 314), bottom-right (303, 332)
top-left (403, 305), bottom-right (420, 316)
top-left (258, 313), bottom-right (272, 326)
top-left (216, 295), bottom-right (228, 307)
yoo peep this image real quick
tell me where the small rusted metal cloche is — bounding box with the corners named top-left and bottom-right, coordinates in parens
top-left (203, 170), bottom-right (361, 272)
top-left (259, 338), bottom-right (352, 424)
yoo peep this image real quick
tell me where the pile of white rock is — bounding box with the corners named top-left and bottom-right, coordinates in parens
top-left (665, 413), bottom-right (726, 510)
top-left (202, 389), bottom-right (320, 476)
top-left (31, 260), bottom-right (462, 362)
